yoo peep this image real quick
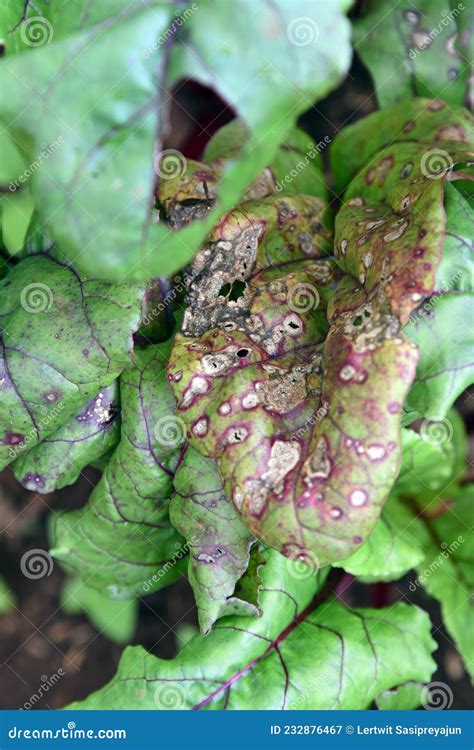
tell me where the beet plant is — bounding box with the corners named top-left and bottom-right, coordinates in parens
top-left (0, 0), bottom-right (472, 711)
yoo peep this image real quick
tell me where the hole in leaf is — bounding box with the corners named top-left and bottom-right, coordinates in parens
top-left (236, 348), bottom-right (249, 358)
top-left (218, 279), bottom-right (247, 301)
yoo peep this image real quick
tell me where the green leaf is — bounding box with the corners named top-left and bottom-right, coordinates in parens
top-left (410, 485), bottom-right (474, 680)
top-left (334, 492), bottom-right (425, 583)
top-left (170, 447), bottom-right (260, 634)
top-left (436, 184), bottom-right (474, 293)
top-left (0, 128), bottom-right (28, 183)
top-left (0, 576), bottom-right (15, 613)
top-left (396, 426), bottom-right (456, 496)
top-left (353, 1), bottom-right (470, 109)
top-left (375, 682), bottom-right (424, 710)
top-left (1, 188), bottom-right (35, 254)
top-left (0, 1), bottom-right (352, 281)
top-left (70, 551), bottom-right (436, 710)
top-left (49, 343), bottom-right (186, 598)
top-left (12, 382), bottom-right (120, 492)
top-left (61, 577), bottom-right (138, 645)
top-left (405, 293), bottom-right (474, 417)
top-left (0, 255), bottom-right (144, 469)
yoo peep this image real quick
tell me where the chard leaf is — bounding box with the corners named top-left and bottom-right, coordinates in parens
top-left (436, 183), bottom-right (474, 293)
top-left (1, 188), bottom-right (35, 254)
top-left (168, 180), bottom-right (418, 566)
top-left (0, 0), bottom-right (352, 281)
top-left (61, 577), bottom-right (138, 645)
top-left (332, 103), bottom-right (473, 423)
top-left (333, 153), bottom-right (472, 327)
top-left (50, 344), bottom-right (185, 598)
top-left (337, 414), bottom-right (464, 582)
top-left (12, 382), bottom-right (120, 493)
top-left (202, 122), bottom-right (328, 202)
top-left (411, 485), bottom-right (474, 680)
top-left (353, 1), bottom-right (471, 109)
top-left (334, 492), bottom-right (425, 583)
top-left (0, 256), bottom-right (144, 469)
top-left (395, 426), bottom-right (456, 496)
top-left (330, 98), bottom-right (473, 194)
top-left (375, 682), bottom-right (425, 710)
top-left (170, 447), bottom-right (260, 634)
top-left (70, 551), bottom-right (436, 710)
top-left (405, 293), bottom-right (474, 417)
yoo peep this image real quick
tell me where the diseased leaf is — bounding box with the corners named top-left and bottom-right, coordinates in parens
top-left (353, 1), bottom-right (470, 109)
top-left (168, 165), bottom-right (418, 566)
top-left (332, 102), bottom-right (473, 429)
top-left (202, 122), bottom-right (329, 202)
top-left (333, 146), bottom-right (472, 327)
top-left (0, 1), bottom-right (352, 280)
top-left (12, 382), bottom-right (120, 493)
top-left (0, 255), bottom-right (144, 469)
top-left (337, 415), bottom-right (464, 583)
top-left (70, 550), bottom-right (436, 710)
top-left (61, 577), bottom-right (138, 645)
top-left (330, 98), bottom-right (473, 194)
top-left (170, 446), bottom-right (260, 634)
top-left (50, 343), bottom-right (185, 598)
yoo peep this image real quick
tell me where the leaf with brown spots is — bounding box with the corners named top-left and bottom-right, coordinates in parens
top-left (353, 3), bottom-right (471, 111)
top-left (331, 98), bottom-right (473, 194)
top-left (167, 179), bottom-right (419, 566)
top-left (333, 103), bottom-right (473, 327)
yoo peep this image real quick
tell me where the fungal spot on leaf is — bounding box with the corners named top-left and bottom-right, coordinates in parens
top-left (383, 220), bottom-right (408, 242)
top-left (43, 390), bottom-right (60, 403)
top-left (366, 444), bottom-right (386, 461)
top-left (201, 353), bottom-right (234, 376)
top-left (180, 375), bottom-right (210, 407)
top-left (304, 437), bottom-right (331, 480)
top-left (350, 489), bottom-right (367, 507)
top-left (241, 393), bottom-right (258, 409)
top-left (227, 426), bottom-right (249, 444)
top-left (192, 417), bottom-right (208, 437)
top-left (3, 432), bottom-right (24, 446)
top-left (404, 9), bottom-right (419, 23)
